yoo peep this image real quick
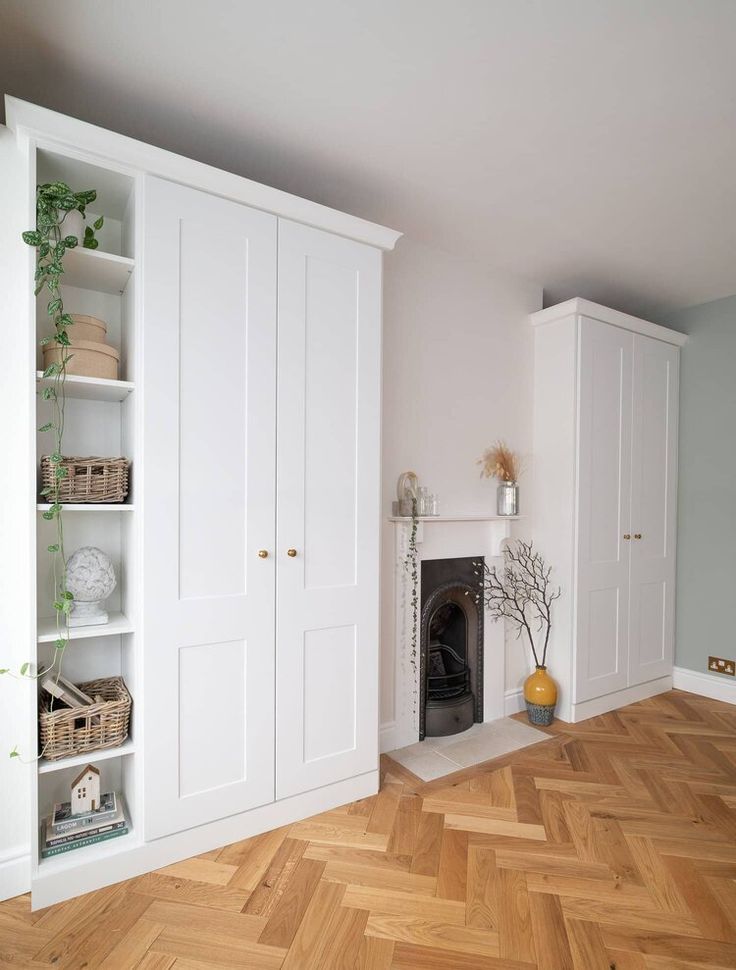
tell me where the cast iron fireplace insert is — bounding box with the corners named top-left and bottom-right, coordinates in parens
top-left (419, 556), bottom-right (484, 740)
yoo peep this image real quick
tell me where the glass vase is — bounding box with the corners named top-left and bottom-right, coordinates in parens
top-left (497, 480), bottom-right (519, 516)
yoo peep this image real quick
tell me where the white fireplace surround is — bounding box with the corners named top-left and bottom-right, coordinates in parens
top-left (382, 515), bottom-right (520, 752)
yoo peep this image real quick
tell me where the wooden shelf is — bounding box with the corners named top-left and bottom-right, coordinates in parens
top-left (37, 503), bottom-right (134, 512)
top-left (62, 247), bottom-right (134, 294)
top-left (37, 611), bottom-right (133, 643)
top-left (36, 372), bottom-right (134, 403)
top-left (38, 739), bottom-right (135, 775)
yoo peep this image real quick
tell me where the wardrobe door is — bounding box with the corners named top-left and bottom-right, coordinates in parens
top-left (276, 219), bottom-right (381, 799)
top-left (143, 177), bottom-right (277, 840)
top-left (575, 318), bottom-right (633, 703)
top-left (628, 335), bottom-right (679, 686)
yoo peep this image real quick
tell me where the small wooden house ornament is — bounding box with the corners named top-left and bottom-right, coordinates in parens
top-left (70, 764), bottom-right (101, 815)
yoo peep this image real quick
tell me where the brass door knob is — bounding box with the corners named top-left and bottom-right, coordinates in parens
top-left (623, 534), bottom-right (631, 540)
top-left (287, 548), bottom-right (297, 557)
top-left (258, 549), bottom-right (269, 559)
top-left (633, 533), bottom-right (642, 540)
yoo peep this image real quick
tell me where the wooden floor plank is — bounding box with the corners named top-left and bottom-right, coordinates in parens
top-left (3, 690), bottom-right (736, 970)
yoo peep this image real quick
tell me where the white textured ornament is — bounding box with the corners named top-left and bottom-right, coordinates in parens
top-left (66, 546), bottom-right (116, 627)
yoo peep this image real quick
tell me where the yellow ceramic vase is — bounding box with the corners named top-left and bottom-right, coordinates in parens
top-left (523, 666), bottom-right (557, 726)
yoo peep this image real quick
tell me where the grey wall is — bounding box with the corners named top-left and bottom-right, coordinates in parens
top-left (664, 296), bottom-right (736, 675)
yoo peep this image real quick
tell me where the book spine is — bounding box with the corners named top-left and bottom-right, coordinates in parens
top-left (45, 820), bottom-right (126, 847)
top-left (52, 813), bottom-right (116, 834)
top-left (41, 826), bottom-right (128, 858)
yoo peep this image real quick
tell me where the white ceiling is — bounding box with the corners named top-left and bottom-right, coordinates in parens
top-left (2, 0), bottom-right (735, 317)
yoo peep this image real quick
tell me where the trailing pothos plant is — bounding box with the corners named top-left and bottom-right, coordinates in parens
top-left (404, 497), bottom-right (419, 714)
top-left (0, 182), bottom-right (103, 761)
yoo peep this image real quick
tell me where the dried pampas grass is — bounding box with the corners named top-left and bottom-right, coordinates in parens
top-left (478, 441), bottom-right (520, 482)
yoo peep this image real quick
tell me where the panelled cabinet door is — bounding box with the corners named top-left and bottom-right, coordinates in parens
top-left (628, 335), bottom-right (679, 686)
top-left (575, 318), bottom-right (633, 703)
top-left (276, 219), bottom-right (381, 799)
top-left (143, 176), bottom-right (277, 840)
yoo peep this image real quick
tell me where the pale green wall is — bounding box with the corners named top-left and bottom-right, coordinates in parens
top-left (664, 296), bottom-right (736, 674)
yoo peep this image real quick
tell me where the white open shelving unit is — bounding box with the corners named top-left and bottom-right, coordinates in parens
top-left (29, 144), bottom-right (142, 889)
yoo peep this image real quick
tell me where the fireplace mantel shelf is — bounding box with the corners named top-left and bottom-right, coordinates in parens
top-left (388, 514), bottom-right (523, 523)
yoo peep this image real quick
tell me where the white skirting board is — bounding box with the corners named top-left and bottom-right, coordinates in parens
top-left (0, 845), bottom-right (30, 902)
top-left (504, 688), bottom-right (526, 716)
top-left (569, 676), bottom-right (673, 722)
top-left (673, 666), bottom-right (736, 705)
top-left (32, 771), bottom-right (378, 910)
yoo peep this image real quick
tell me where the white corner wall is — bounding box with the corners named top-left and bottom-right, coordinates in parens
top-left (380, 238), bottom-right (542, 736)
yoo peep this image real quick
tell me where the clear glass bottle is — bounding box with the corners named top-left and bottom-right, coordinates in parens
top-left (497, 480), bottom-right (519, 516)
top-left (417, 485), bottom-right (430, 517)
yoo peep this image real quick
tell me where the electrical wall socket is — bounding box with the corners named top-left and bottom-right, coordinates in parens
top-left (708, 656), bottom-right (735, 676)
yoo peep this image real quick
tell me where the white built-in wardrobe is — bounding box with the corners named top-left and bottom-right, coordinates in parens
top-left (531, 300), bottom-right (686, 723)
top-left (0, 97), bottom-right (399, 908)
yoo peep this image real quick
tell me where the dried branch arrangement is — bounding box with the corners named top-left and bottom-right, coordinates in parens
top-left (475, 540), bottom-right (560, 668)
top-left (478, 440), bottom-right (520, 482)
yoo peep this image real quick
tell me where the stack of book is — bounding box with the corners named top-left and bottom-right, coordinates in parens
top-left (41, 792), bottom-right (128, 858)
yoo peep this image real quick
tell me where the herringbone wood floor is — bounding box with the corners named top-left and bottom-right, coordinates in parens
top-left (2, 690), bottom-right (736, 969)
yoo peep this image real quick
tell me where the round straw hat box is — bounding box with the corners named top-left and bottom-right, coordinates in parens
top-left (43, 339), bottom-right (119, 380)
top-left (70, 314), bottom-right (107, 342)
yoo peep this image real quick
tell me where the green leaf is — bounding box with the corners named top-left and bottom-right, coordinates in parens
top-left (47, 544), bottom-right (59, 552)
top-left (22, 230), bottom-right (42, 246)
top-left (83, 236), bottom-right (99, 250)
top-left (43, 364), bottom-right (60, 378)
top-left (62, 600), bottom-right (73, 615)
top-left (38, 422), bottom-right (53, 433)
top-left (47, 298), bottom-right (62, 316)
top-left (93, 215), bottom-right (104, 230)
top-left (40, 487), bottom-right (52, 496)
top-left (76, 189), bottom-right (97, 205)
top-left (39, 335), bottom-right (54, 346)
top-left (42, 387), bottom-right (54, 400)
top-left (60, 313), bottom-right (74, 326)
top-left (50, 453), bottom-right (62, 463)
top-left (9, 747), bottom-right (19, 759)
top-left (53, 600), bottom-right (64, 612)
top-left (42, 511), bottom-right (55, 520)
top-left (43, 180), bottom-right (72, 196)
top-left (55, 465), bottom-right (69, 480)
top-left (63, 590), bottom-right (74, 600)
top-left (0, 669), bottom-right (9, 675)
top-left (54, 639), bottom-right (67, 651)
top-left (20, 662), bottom-right (29, 676)
top-left (39, 241), bottom-right (50, 258)
top-left (63, 236), bottom-right (79, 248)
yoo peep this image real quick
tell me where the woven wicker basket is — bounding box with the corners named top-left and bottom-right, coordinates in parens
top-left (39, 676), bottom-right (132, 761)
top-left (41, 456), bottom-right (130, 504)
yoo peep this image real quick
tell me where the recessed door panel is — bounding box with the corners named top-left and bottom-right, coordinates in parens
top-left (179, 640), bottom-right (246, 797)
top-left (143, 177), bottom-right (277, 839)
top-left (303, 625), bottom-right (357, 763)
top-left (629, 335), bottom-right (678, 685)
top-left (178, 219), bottom-right (248, 600)
top-left (575, 318), bottom-right (633, 703)
top-left (276, 220), bottom-right (381, 799)
top-left (303, 256), bottom-right (358, 590)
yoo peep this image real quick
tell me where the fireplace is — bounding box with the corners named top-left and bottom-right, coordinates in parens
top-left (420, 556), bottom-right (484, 739)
